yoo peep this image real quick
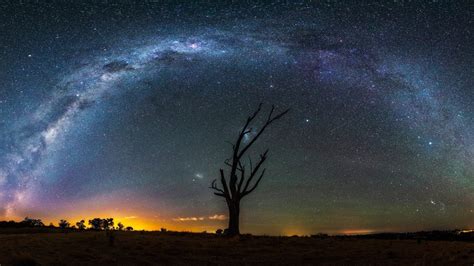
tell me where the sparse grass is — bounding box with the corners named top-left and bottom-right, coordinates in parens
top-left (0, 230), bottom-right (473, 265)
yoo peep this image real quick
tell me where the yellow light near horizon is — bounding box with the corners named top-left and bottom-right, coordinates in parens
top-left (38, 211), bottom-right (225, 233)
top-left (339, 229), bottom-right (375, 235)
top-left (281, 228), bottom-right (307, 237)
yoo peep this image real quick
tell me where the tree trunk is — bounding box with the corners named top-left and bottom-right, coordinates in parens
top-left (227, 200), bottom-right (240, 236)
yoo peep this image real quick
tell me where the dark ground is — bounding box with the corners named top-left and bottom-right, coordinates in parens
top-left (1, 230), bottom-right (474, 265)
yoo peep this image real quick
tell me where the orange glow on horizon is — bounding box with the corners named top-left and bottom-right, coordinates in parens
top-left (338, 229), bottom-right (377, 235)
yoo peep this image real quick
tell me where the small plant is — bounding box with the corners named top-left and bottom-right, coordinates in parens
top-left (216, 229), bottom-right (223, 236)
top-left (161, 228), bottom-right (167, 232)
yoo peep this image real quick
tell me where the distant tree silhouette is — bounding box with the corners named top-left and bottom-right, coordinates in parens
top-left (88, 218), bottom-right (103, 230)
top-left (76, 220), bottom-right (86, 230)
top-left (88, 218), bottom-right (114, 230)
top-left (125, 226), bottom-right (134, 231)
top-left (0, 219), bottom-right (44, 228)
top-left (21, 217), bottom-right (44, 227)
top-left (58, 219), bottom-right (70, 229)
top-left (117, 222), bottom-right (124, 231)
top-left (209, 103), bottom-right (289, 236)
top-left (103, 218), bottom-right (114, 231)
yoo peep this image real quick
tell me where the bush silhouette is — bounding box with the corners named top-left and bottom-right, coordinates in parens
top-left (76, 220), bottom-right (86, 230)
top-left (88, 218), bottom-right (114, 230)
top-left (117, 222), bottom-right (124, 231)
top-left (58, 219), bottom-right (70, 229)
top-left (20, 217), bottom-right (44, 227)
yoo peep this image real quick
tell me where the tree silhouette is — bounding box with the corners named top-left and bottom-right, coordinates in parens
top-left (117, 222), bottom-right (124, 231)
top-left (21, 217), bottom-right (44, 227)
top-left (103, 218), bottom-right (114, 231)
top-left (88, 218), bottom-right (103, 230)
top-left (125, 226), bottom-right (134, 231)
top-left (58, 219), bottom-right (70, 229)
top-left (209, 103), bottom-right (289, 236)
top-left (76, 220), bottom-right (86, 230)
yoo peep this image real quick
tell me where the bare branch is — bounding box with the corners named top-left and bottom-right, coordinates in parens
top-left (269, 108), bottom-right (290, 123)
top-left (242, 149), bottom-right (268, 193)
top-left (237, 161), bottom-right (246, 193)
top-left (248, 156), bottom-right (253, 173)
top-left (219, 169), bottom-right (231, 199)
top-left (237, 108), bottom-right (289, 160)
top-left (209, 179), bottom-right (225, 193)
top-left (242, 168), bottom-right (266, 197)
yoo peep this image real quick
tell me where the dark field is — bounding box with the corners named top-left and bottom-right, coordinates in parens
top-left (1, 231), bottom-right (474, 265)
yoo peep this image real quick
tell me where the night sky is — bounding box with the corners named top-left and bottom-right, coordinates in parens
top-left (0, 1), bottom-right (473, 235)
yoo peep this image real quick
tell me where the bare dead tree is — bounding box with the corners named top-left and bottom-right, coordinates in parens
top-left (210, 103), bottom-right (289, 236)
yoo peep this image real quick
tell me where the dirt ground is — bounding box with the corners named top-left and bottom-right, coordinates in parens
top-left (0, 231), bottom-right (473, 265)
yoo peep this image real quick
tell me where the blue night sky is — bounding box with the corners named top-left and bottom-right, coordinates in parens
top-left (0, 1), bottom-right (473, 234)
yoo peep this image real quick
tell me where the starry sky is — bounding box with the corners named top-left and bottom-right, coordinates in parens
top-left (0, 1), bottom-right (473, 235)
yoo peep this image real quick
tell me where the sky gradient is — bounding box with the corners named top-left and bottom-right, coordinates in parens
top-left (0, 1), bottom-right (473, 235)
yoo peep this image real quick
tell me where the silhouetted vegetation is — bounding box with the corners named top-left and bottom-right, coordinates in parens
top-left (345, 230), bottom-right (474, 242)
top-left (210, 103), bottom-right (289, 236)
top-left (117, 222), bottom-right (124, 231)
top-left (0, 217), bottom-right (44, 228)
top-left (0, 217), bottom-right (136, 234)
top-left (76, 220), bottom-right (86, 230)
top-left (88, 218), bottom-right (114, 230)
top-left (58, 219), bottom-right (70, 229)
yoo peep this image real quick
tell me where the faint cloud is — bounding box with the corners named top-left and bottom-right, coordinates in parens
top-left (172, 217), bottom-right (205, 222)
top-left (209, 214), bottom-right (227, 220)
top-left (172, 214), bottom-right (227, 222)
top-left (124, 216), bottom-right (138, 219)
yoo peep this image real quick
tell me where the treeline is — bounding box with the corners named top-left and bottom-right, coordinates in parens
top-left (332, 230), bottom-right (474, 242)
top-left (0, 217), bottom-right (133, 231)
